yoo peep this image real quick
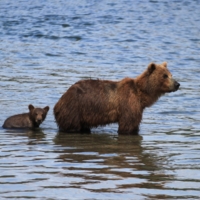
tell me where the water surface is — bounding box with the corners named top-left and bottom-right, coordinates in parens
top-left (0, 0), bottom-right (200, 199)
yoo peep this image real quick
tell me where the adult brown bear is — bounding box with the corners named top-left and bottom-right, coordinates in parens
top-left (54, 62), bottom-right (180, 134)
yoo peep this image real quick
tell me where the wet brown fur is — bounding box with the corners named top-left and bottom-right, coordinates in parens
top-left (2, 104), bottom-right (50, 129)
top-left (54, 62), bottom-right (180, 134)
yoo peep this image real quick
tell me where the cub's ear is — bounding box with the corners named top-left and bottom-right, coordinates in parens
top-left (28, 104), bottom-right (35, 111)
top-left (162, 61), bottom-right (167, 68)
top-left (148, 62), bottom-right (156, 74)
top-left (43, 106), bottom-right (50, 113)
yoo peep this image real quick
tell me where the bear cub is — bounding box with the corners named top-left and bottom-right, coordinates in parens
top-left (2, 104), bottom-right (50, 129)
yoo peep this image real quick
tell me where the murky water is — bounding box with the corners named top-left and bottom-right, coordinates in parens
top-left (0, 0), bottom-right (200, 199)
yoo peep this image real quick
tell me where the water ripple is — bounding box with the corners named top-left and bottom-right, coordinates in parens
top-left (0, 0), bottom-right (200, 199)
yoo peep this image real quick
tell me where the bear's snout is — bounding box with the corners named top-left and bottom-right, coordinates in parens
top-left (174, 81), bottom-right (180, 91)
top-left (36, 117), bottom-right (43, 124)
top-left (168, 79), bottom-right (180, 92)
top-left (37, 119), bottom-right (42, 123)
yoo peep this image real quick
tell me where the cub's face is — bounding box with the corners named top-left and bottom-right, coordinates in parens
top-left (29, 105), bottom-right (50, 126)
top-left (147, 62), bottom-right (180, 93)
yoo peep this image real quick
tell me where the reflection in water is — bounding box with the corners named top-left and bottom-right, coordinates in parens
top-left (54, 133), bottom-right (174, 198)
top-left (4, 128), bottom-right (46, 138)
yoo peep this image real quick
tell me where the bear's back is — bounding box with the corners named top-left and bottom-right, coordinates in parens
top-left (2, 113), bottom-right (32, 128)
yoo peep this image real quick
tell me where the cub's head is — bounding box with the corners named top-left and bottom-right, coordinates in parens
top-left (146, 62), bottom-right (180, 94)
top-left (28, 104), bottom-right (50, 127)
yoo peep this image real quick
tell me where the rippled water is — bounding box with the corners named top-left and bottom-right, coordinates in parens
top-left (0, 0), bottom-right (200, 199)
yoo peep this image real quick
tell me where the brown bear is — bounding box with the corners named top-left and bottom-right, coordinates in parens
top-left (2, 104), bottom-right (50, 129)
top-left (54, 62), bottom-right (180, 134)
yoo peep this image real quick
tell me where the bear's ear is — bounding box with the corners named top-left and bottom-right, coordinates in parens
top-left (162, 61), bottom-right (167, 68)
top-left (148, 63), bottom-right (156, 74)
top-left (28, 104), bottom-right (35, 111)
top-left (43, 106), bottom-right (50, 113)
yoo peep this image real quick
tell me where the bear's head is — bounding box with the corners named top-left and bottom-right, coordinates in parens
top-left (138, 62), bottom-right (180, 95)
top-left (147, 62), bottom-right (180, 93)
top-left (28, 104), bottom-right (50, 127)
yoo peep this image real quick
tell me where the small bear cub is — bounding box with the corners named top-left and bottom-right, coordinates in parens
top-left (2, 104), bottom-right (50, 129)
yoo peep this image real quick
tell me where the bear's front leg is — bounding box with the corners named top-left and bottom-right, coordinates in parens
top-left (118, 124), bottom-right (139, 135)
top-left (118, 114), bottom-right (142, 135)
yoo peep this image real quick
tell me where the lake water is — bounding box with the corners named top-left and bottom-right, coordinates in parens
top-left (0, 0), bottom-right (200, 199)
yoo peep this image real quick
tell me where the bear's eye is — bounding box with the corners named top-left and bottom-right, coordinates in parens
top-left (163, 74), bottom-right (168, 79)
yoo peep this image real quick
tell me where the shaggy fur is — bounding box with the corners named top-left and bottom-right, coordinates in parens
top-left (54, 62), bottom-right (180, 134)
top-left (2, 104), bottom-right (49, 129)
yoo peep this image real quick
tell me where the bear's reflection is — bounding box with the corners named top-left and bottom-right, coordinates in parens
top-left (4, 128), bottom-right (46, 140)
top-left (54, 131), bottom-right (174, 194)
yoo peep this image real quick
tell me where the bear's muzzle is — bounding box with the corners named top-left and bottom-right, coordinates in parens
top-left (173, 80), bottom-right (180, 91)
